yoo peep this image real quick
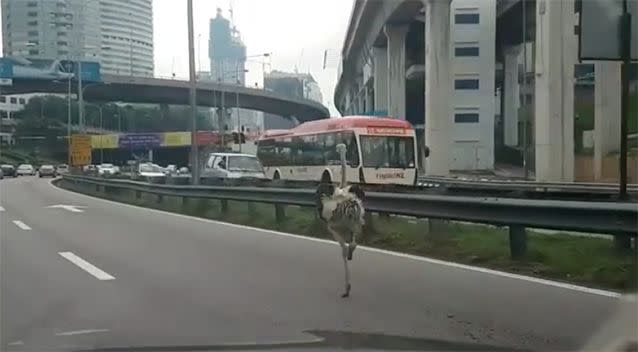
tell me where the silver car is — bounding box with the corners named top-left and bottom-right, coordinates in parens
top-left (38, 164), bottom-right (56, 177)
top-left (202, 153), bottom-right (267, 179)
top-left (16, 164), bottom-right (35, 176)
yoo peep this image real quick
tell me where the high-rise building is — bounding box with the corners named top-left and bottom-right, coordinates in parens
top-left (263, 70), bottom-right (323, 129)
top-left (1, 0), bottom-right (153, 77)
top-left (206, 8), bottom-right (262, 134)
top-left (208, 7), bottom-right (246, 84)
top-left (99, 0), bottom-right (153, 76)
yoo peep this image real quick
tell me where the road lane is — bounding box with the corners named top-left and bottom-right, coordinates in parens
top-left (0, 179), bottom-right (117, 349)
top-left (0, 176), bottom-right (628, 351)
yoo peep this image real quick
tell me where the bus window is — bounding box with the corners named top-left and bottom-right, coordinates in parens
top-left (256, 140), bottom-right (277, 166)
top-left (360, 136), bottom-right (415, 169)
top-left (341, 131), bottom-right (359, 166)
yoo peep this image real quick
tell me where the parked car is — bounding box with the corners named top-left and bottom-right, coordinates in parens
top-left (38, 164), bottom-right (56, 178)
top-left (16, 164), bottom-right (36, 176)
top-left (202, 153), bottom-right (267, 179)
top-left (1, 164), bottom-right (17, 177)
top-left (97, 163), bottom-right (118, 176)
top-left (83, 164), bottom-right (97, 175)
top-left (56, 164), bottom-right (69, 175)
top-left (164, 164), bottom-right (178, 175)
top-left (138, 163), bottom-right (166, 178)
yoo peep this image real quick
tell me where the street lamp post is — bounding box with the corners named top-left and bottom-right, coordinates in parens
top-left (86, 104), bottom-right (103, 163)
top-left (187, 0), bottom-right (199, 184)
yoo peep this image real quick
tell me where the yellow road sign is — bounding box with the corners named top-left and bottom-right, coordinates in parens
top-left (70, 134), bottom-right (92, 166)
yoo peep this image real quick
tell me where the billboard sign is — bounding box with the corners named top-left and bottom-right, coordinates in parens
top-left (162, 132), bottom-right (191, 147)
top-left (92, 134), bottom-right (119, 149)
top-left (79, 61), bottom-right (102, 82)
top-left (0, 58), bottom-right (13, 86)
top-left (70, 134), bottom-right (92, 166)
top-left (0, 58), bottom-right (13, 78)
top-left (196, 131), bottom-right (221, 145)
top-left (579, 0), bottom-right (638, 61)
top-left (118, 133), bottom-right (162, 149)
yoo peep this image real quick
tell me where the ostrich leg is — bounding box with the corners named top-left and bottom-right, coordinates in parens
top-left (327, 225), bottom-right (351, 298)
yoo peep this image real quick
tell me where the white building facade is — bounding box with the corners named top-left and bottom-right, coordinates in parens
top-left (449, 0), bottom-right (496, 170)
top-left (99, 0), bottom-right (154, 76)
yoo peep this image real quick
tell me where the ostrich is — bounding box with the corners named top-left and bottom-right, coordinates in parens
top-left (316, 143), bottom-right (365, 298)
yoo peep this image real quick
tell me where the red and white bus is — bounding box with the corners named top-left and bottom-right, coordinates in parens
top-left (256, 116), bottom-right (418, 185)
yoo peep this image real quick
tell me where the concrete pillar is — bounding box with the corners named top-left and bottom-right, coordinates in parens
top-left (364, 84), bottom-right (374, 113)
top-left (534, 0), bottom-right (576, 182)
top-left (373, 47), bottom-right (388, 112)
top-left (424, 0), bottom-right (452, 176)
top-left (594, 62), bottom-right (621, 180)
top-left (384, 24), bottom-right (408, 120)
top-left (504, 45), bottom-right (522, 147)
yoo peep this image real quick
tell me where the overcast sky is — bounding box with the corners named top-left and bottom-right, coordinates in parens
top-left (0, 0), bottom-right (354, 115)
top-left (155, 0), bottom-right (353, 115)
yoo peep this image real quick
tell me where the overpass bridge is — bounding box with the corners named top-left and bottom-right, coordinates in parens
top-left (2, 74), bottom-right (330, 123)
top-left (335, 0), bottom-right (626, 184)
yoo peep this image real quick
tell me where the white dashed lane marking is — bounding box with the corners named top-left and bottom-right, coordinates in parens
top-left (0, 206), bottom-right (5, 212)
top-left (12, 220), bottom-right (31, 230)
top-left (58, 252), bottom-right (115, 281)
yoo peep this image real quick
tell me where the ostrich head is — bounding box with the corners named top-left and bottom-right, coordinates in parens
top-left (336, 143), bottom-right (347, 161)
top-left (315, 182), bottom-right (336, 200)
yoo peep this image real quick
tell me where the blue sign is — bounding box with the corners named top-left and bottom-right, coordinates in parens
top-left (118, 133), bottom-right (162, 149)
top-left (79, 61), bottom-right (101, 82)
top-left (59, 60), bottom-right (102, 82)
top-left (0, 58), bottom-right (14, 79)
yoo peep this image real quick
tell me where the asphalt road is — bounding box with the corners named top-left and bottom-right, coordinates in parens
top-left (0, 176), bottom-right (631, 351)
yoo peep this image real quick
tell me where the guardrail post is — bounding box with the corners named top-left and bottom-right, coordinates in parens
top-left (509, 225), bottom-right (527, 259)
top-left (614, 234), bottom-right (632, 252)
top-left (221, 199), bottom-right (229, 214)
top-left (135, 190), bottom-right (142, 200)
top-left (247, 202), bottom-right (257, 215)
top-left (275, 204), bottom-right (286, 223)
top-left (157, 194), bottom-right (163, 203)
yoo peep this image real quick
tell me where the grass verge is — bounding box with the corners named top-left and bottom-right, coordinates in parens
top-left (60, 180), bottom-right (637, 292)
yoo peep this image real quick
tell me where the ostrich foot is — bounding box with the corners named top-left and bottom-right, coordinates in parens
top-left (347, 243), bottom-right (357, 261)
top-left (341, 283), bottom-right (351, 298)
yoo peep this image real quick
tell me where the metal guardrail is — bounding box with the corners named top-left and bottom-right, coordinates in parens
top-left (419, 176), bottom-right (638, 195)
top-left (61, 174), bottom-right (638, 237)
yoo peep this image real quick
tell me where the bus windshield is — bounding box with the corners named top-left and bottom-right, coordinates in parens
top-left (360, 136), bottom-right (415, 169)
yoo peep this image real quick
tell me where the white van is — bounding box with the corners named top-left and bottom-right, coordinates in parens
top-left (202, 153), bottom-right (267, 179)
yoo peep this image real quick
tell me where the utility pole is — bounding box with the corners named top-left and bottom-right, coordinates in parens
top-left (522, 0), bottom-right (529, 180)
top-left (187, 0), bottom-right (199, 184)
top-left (67, 73), bottom-right (72, 165)
top-left (619, 0), bottom-right (631, 198)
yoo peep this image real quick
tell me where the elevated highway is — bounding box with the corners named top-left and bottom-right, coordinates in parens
top-left (2, 74), bottom-right (330, 123)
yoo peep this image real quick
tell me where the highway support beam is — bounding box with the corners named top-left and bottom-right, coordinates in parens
top-left (504, 45), bottom-right (522, 147)
top-left (373, 47), bottom-right (388, 113)
top-left (424, 0), bottom-right (452, 176)
top-left (594, 62), bottom-right (622, 181)
top-left (384, 24), bottom-right (409, 120)
top-left (534, 0), bottom-right (576, 182)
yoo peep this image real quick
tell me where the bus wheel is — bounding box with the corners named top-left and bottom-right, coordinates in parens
top-left (273, 171), bottom-right (280, 180)
top-left (320, 171), bottom-right (331, 184)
